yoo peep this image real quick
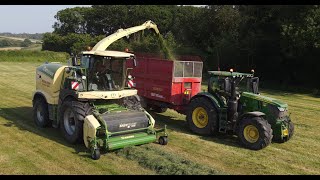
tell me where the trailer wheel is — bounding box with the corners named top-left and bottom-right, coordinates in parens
top-left (33, 97), bottom-right (50, 127)
top-left (60, 101), bottom-right (92, 144)
top-left (238, 117), bottom-right (273, 150)
top-left (159, 136), bottom-right (168, 145)
top-left (91, 148), bottom-right (100, 160)
top-left (186, 97), bottom-right (218, 135)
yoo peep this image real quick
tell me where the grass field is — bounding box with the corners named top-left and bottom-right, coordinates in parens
top-left (0, 61), bottom-right (319, 175)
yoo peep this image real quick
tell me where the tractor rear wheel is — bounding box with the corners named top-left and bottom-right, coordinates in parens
top-left (238, 117), bottom-right (273, 150)
top-left (186, 97), bottom-right (218, 135)
top-left (33, 97), bottom-right (50, 128)
top-left (60, 101), bottom-right (92, 144)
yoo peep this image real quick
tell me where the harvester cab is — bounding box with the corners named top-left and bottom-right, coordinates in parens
top-left (33, 20), bottom-right (168, 160)
top-left (187, 69), bottom-right (294, 150)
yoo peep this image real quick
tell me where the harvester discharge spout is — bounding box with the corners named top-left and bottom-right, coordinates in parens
top-left (91, 20), bottom-right (160, 52)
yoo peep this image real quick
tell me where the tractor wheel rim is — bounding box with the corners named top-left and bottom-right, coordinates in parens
top-left (243, 125), bottom-right (259, 143)
top-left (192, 107), bottom-right (208, 128)
top-left (63, 108), bottom-right (76, 135)
top-left (36, 106), bottom-right (44, 123)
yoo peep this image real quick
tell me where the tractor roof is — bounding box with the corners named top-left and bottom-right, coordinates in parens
top-left (82, 50), bottom-right (134, 58)
top-left (208, 71), bottom-right (253, 78)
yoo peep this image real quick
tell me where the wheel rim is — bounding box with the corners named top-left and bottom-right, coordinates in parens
top-left (192, 107), bottom-right (209, 128)
top-left (243, 125), bottom-right (259, 143)
top-left (36, 105), bottom-right (44, 123)
top-left (63, 107), bottom-right (76, 136)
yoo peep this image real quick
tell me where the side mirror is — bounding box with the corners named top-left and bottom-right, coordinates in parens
top-left (65, 67), bottom-right (71, 74)
top-left (249, 77), bottom-right (259, 94)
top-left (72, 56), bottom-right (78, 66)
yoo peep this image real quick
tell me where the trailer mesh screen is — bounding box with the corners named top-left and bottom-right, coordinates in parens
top-left (174, 61), bottom-right (203, 77)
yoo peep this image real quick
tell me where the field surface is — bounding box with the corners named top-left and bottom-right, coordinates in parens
top-left (0, 61), bottom-right (319, 175)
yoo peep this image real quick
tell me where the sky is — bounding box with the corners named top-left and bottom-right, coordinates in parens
top-left (0, 5), bottom-right (91, 34)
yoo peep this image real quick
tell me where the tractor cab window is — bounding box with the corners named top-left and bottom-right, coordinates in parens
top-left (87, 55), bottom-right (125, 91)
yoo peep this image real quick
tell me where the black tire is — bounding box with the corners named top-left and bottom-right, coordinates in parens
top-left (186, 97), bottom-right (218, 135)
top-left (159, 136), bottom-right (168, 145)
top-left (238, 117), bottom-right (273, 150)
top-left (91, 149), bottom-right (100, 160)
top-left (59, 101), bottom-right (92, 144)
top-left (33, 97), bottom-right (50, 127)
top-left (288, 121), bottom-right (294, 140)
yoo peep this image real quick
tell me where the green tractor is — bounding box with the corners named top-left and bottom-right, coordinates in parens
top-left (187, 70), bottom-right (294, 150)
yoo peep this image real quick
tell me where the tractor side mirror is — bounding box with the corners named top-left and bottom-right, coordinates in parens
top-left (65, 67), bottom-right (71, 74)
top-left (250, 77), bottom-right (259, 94)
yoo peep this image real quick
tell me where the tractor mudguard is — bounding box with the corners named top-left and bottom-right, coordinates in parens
top-left (190, 92), bottom-right (222, 110)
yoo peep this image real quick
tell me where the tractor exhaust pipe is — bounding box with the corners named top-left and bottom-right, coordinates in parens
top-left (227, 75), bottom-right (238, 123)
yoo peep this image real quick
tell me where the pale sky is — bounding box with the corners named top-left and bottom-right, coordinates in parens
top-left (0, 5), bottom-right (91, 34)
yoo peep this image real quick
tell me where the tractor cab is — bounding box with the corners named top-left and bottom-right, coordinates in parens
top-left (208, 70), bottom-right (256, 105)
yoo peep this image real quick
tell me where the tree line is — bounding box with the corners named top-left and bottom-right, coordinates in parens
top-left (42, 5), bottom-right (320, 91)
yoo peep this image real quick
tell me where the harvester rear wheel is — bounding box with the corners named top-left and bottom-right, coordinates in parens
top-left (238, 117), bottom-right (273, 150)
top-left (186, 97), bottom-right (218, 135)
top-left (60, 101), bottom-right (92, 144)
top-left (33, 97), bottom-right (50, 128)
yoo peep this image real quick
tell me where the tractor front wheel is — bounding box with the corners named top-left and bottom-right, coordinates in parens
top-left (60, 101), bottom-right (92, 144)
top-left (288, 121), bottom-right (294, 140)
top-left (238, 117), bottom-right (273, 150)
top-left (186, 97), bottom-right (218, 135)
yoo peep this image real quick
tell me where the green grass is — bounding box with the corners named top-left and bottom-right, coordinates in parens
top-left (0, 61), bottom-right (319, 174)
top-left (0, 50), bottom-right (68, 62)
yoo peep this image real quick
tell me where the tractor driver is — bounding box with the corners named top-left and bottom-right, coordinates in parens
top-left (91, 59), bottom-right (113, 90)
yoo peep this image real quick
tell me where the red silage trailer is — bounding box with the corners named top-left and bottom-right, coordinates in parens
top-left (126, 53), bottom-right (203, 114)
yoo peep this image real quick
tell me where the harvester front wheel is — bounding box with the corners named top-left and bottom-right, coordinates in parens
top-left (238, 117), bottom-right (273, 150)
top-left (186, 97), bottom-right (218, 135)
top-left (33, 97), bottom-right (50, 127)
top-left (60, 101), bottom-right (92, 144)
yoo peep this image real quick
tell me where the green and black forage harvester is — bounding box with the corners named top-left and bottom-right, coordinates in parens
top-left (187, 70), bottom-right (294, 150)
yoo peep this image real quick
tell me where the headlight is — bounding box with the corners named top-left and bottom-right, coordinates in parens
top-left (278, 107), bottom-right (285, 112)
